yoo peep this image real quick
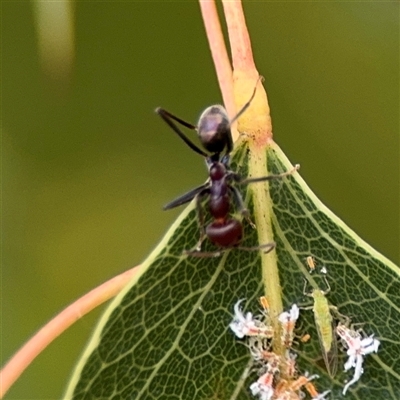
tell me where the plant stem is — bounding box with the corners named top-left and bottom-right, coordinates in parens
top-left (199, 1), bottom-right (236, 127)
top-left (0, 266), bottom-right (139, 398)
top-left (222, 0), bottom-right (284, 354)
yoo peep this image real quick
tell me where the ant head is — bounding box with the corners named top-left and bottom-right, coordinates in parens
top-left (197, 105), bottom-right (233, 156)
top-left (196, 76), bottom-right (262, 158)
top-left (157, 76), bottom-right (261, 163)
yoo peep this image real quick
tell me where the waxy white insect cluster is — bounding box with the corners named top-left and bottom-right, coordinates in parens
top-left (230, 299), bottom-right (330, 400)
top-left (336, 323), bottom-right (380, 395)
top-left (229, 264), bottom-right (380, 399)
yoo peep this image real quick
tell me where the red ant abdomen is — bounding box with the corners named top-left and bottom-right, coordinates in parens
top-left (206, 219), bottom-right (242, 247)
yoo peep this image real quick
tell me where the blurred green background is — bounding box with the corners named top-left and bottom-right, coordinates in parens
top-left (2, 2), bottom-right (398, 399)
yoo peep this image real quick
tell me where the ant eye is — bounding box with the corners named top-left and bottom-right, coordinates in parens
top-left (197, 105), bottom-right (231, 154)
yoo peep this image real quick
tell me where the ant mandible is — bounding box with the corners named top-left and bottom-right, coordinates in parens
top-left (156, 78), bottom-right (298, 257)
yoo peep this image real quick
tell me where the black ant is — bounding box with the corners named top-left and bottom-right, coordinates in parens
top-left (156, 78), bottom-right (298, 257)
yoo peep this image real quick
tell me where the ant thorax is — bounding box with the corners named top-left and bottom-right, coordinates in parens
top-left (207, 161), bottom-right (230, 220)
top-left (208, 162), bottom-right (227, 182)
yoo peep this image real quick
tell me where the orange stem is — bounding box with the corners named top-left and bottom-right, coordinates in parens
top-left (222, 0), bottom-right (256, 73)
top-left (0, 266), bottom-right (140, 398)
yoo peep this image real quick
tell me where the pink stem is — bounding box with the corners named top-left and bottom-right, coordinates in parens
top-left (0, 266), bottom-right (139, 398)
top-left (222, 0), bottom-right (256, 73)
top-left (198, 0), bottom-right (238, 135)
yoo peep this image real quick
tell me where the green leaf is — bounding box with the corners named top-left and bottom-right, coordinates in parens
top-left (64, 141), bottom-right (399, 400)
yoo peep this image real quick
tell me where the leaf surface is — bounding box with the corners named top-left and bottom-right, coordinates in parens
top-left (64, 141), bottom-right (400, 400)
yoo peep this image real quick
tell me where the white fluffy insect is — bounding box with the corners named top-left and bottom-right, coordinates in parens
top-left (249, 353), bottom-right (281, 400)
top-left (229, 299), bottom-right (273, 339)
top-left (278, 304), bottom-right (300, 348)
top-left (250, 372), bottom-right (274, 400)
top-left (336, 324), bottom-right (380, 394)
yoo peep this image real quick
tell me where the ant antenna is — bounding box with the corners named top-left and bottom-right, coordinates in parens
top-left (229, 76), bottom-right (264, 126)
top-left (155, 107), bottom-right (208, 157)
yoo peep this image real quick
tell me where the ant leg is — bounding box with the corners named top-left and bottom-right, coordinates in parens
top-left (183, 249), bottom-right (223, 258)
top-left (228, 186), bottom-right (255, 228)
top-left (163, 183), bottom-right (209, 210)
top-left (240, 164), bottom-right (300, 185)
top-left (156, 108), bottom-right (208, 157)
top-left (183, 190), bottom-right (209, 254)
top-left (194, 192), bottom-right (207, 251)
top-left (185, 242), bottom-right (275, 257)
top-left (237, 242), bottom-right (276, 254)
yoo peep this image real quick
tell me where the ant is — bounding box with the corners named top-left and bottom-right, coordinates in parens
top-left (156, 78), bottom-right (298, 257)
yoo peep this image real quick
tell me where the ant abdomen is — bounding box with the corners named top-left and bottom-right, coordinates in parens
top-left (206, 219), bottom-right (242, 248)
